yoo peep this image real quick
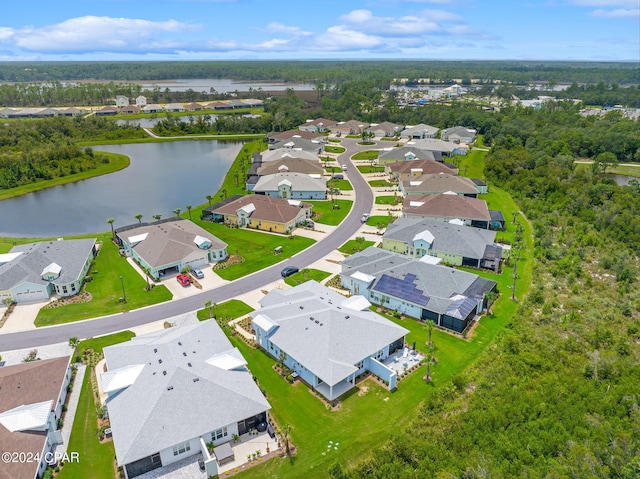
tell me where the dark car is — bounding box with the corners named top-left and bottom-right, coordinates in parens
top-left (281, 266), bottom-right (299, 278)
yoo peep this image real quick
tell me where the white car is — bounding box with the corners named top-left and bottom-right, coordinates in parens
top-left (361, 214), bottom-right (370, 223)
top-left (341, 164), bottom-right (348, 171)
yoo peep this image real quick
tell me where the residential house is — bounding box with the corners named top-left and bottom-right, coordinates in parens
top-left (402, 193), bottom-right (494, 229)
top-left (0, 239), bottom-right (97, 303)
top-left (410, 138), bottom-right (466, 156)
top-left (260, 149), bottom-right (320, 163)
top-left (400, 124), bottom-right (439, 140)
top-left (163, 103), bottom-right (185, 113)
top-left (120, 105), bottom-right (141, 115)
top-left (341, 248), bottom-right (497, 333)
top-left (385, 159), bottom-right (457, 180)
top-left (96, 106), bottom-right (119, 116)
top-left (267, 129), bottom-right (324, 144)
top-left (381, 218), bottom-right (502, 271)
top-left (399, 173), bottom-right (480, 197)
top-left (366, 122), bottom-right (403, 138)
top-left (135, 96), bottom-right (147, 107)
top-left (298, 118), bottom-right (337, 133)
top-left (0, 356), bottom-right (73, 479)
top-left (115, 219), bottom-right (227, 280)
top-left (268, 138), bottom-right (324, 156)
top-left (471, 178), bottom-right (488, 194)
top-left (378, 147), bottom-right (443, 165)
top-left (441, 126), bottom-right (477, 144)
top-left (58, 107), bottom-right (86, 117)
top-left (240, 99), bottom-right (264, 108)
top-left (142, 104), bottom-right (163, 114)
top-left (115, 95), bottom-right (129, 107)
top-left (253, 172), bottom-right (327, 200)
top-left (328, 120), bottom-right (368, 137)
top-left (206, 101), bottom-right (234, 111)
top-left (185, 102), bottom-right (205, 111)
top-left (256, 158), bottom-right (323, 177)
top-left (210, 195), bottom-right (312, 234)
top-left (251, 281), bottom-right (409, 401)
top-left (102, 321), bottom-right (271, 479)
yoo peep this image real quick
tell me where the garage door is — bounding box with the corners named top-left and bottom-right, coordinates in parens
top-left (16, 290), bottom-right (47, 302)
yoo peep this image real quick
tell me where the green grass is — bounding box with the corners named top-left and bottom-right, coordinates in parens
top-left (365, 215), bottom-right (394, 229)
top-left (337, 239), bottom-right (376, 254)
top-left (324, 145), bottom-right (346, 154)
top-left (35, 235), bottom-right (172, 327)
top-left (196, 299), bottom-right (254, 321)
top-left (283, 268), bottom-right (332, 286)
top-left (77, 330), bottom-right (136, 355)
top-left (0, 153), bottom-right (129, 201)
top-left (367, 179), bottom-right (393, 187)
top-left (356, 165), bottom-right (384, 173)
top-left (187, 222), bottom-right (316, 281)
top-left (307, 200), bottom-right (353, 226)
top-left (374, 195), bottom-right (402, 205)
top-left (351, 151), bottom-right (379, 161)
top-left (327, 179), bottom-right (353, 191)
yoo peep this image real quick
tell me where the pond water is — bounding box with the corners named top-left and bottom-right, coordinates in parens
top-left (137, 78), bottom-right (317, 93)
top-left (0, 140), bottom-right (243, 238)
top-left (605, 173), bottom-right (638, 186)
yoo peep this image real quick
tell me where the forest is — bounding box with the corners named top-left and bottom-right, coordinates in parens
top-left (0, 71), bottom-right (639, 477)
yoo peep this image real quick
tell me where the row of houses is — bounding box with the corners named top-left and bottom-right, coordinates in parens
top-left (96, 98), bottom-right (264, 116)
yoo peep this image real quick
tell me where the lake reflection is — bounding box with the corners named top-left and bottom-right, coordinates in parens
top-left (0, 140), bottom-right (243, 237)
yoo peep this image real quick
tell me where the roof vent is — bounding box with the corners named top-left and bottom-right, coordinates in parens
top-left (299, 306), bottom-right (304, 309)
top-left (158, 359), bottom-right (162, 364)
top-left (183, 352), bottom-right (187, 356)
top-left (162, 371), bottom-right (167, 376)
top-left (345, 315), bottom-right (350, 319)
top-left (193, 378), bottom-right (199, 382)
top-left (315, 320), bottom-right (319, 324)
top-left (178, 342), bottom-right (182, 346)
top-left (167, 386), bottom-right (173, 391)
top-left (188, 362), bottom-right (192, 367)
top-left (154, 348), bottom-right (157, 353)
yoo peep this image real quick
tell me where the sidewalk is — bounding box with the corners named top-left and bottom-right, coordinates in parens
top-left (54, 363), bottom-right (87, 458)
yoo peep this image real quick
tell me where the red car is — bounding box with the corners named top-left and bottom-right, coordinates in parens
top-left (176, 274), bottom-right (191, 286)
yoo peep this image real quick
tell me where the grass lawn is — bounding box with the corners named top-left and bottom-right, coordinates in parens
top-left (324, 145), bottom-right (346, 154)
top-left (307, 200), bottom-right (353, 226)
top-left (351, 151), bottom-right (379, 161)
top-left (356, 165), bottom-right (384, 173)
top-left (56, 367), bottom-right (117, 479)
top-left (327, 179), bottom-right (353, 191)
top-left (338, 239), bottom-right (376, 254)
top-left (374, 195), bottom-right (402, 205)
top-left (77, 330), bottom-right (136, 355)
top-left (35, 235), bottom-right (172, 327)
top-left (367, 179), bottom-right (393, 187)
top-left (365, 215), bottom-right (394, 229)
top-left (283, 268), bottom-right (331, 287)
top-left (187, 222), bottom-right (316, 281)
top-left (196, 299), bottom-right (254, 321)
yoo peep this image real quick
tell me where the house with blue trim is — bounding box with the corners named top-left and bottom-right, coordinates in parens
top-left (341, 248), bottom-right (497, 333)
top-left (251, 281), bottom-right (409, 401)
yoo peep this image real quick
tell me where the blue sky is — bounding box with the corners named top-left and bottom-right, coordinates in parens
top-left (0, 0), bottom-right (638, 61)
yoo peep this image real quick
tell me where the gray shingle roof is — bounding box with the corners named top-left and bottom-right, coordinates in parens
top-left (402, 174), bottom-right (479, 195)
top-left (253, 172), bottom-right (327, 193)
top-left (383, 217), bottom-right (496, 260)
top-left (0, 239), bottom-right (95, 290)
top-left (103, 321), bottom-right (270, 466)
top-left (341, 248), bottom-right (496, 315)
top-left (252, 282), bottom-right (408, 387)
top-left (379, 147), bottom-right (441, 162)
top-left (402, 194), bottom-right (491, 222)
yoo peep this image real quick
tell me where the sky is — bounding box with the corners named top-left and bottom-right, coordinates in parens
top-left (0, 0), bottom-right (638, 62)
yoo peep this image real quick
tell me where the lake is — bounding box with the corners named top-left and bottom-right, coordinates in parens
top-left (0, 141), bottom-right (243, 238)
top-left (137, 78), bottom-right (316, 93)
top-left (605, 173), bottom-right (638, 186)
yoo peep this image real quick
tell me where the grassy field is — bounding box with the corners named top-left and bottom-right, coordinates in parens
top-left (307, 200), bottom-right (353, 226)
top-left (324, 145), bottom-right (346, 154)
top-left (351, 151), bottom-right (379, 161)
top-left (364, 215), bottom-right (394, 229)
top-left (374, 195), bottom-right (402, 205)
top-left (367, 179), bottom-right (394, 187)
top-left (355, 165), bottom-right (384, 173)
top-left (337, 239), bottom-right (376, 254)
top-left (327, 179), bottom-right (353, 191)
top-left (283, 268), bottom-right (332, 287)
top-left (34, 235), bottom-right (172, 327)
top-left (77, 330), bottom-right (136, 355)
top-left (196, 299), bottom-right (254, 321)
top-left (0, 152), bottom-right (129, 201)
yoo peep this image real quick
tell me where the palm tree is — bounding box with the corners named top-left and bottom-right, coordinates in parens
top-left (204, 300), bottom-right (213, 320)
top-left (142, 267), bottom-right (152, 291)
top-left (424, 320), bottom-right (435, 347)
top-left (206, 195), bottom-right (213, 205)
top-left (135, 213), bottom-right (143, 224)
top-left (185, 205), bottom-right (192, 220)
top-left (424, 343), bottom-right (436, 382)
top-left (172, 208), bottom-right (181, 218)
top-left (68, 337), bottom-right (80, 361)
top-left (152, 214), bottom-right (162, 222)
top-left (280, 424), bottom-right (292, 456)
top-left (107, 218), bottom-right (115, 240)
top-left (220, 188), bottom-right (228, 200)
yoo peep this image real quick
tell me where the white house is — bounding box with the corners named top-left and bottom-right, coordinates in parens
top-left (135, 96), bottom-right (147, 107)
top-left (0, 239), bottom-right (97, 303)
top-left (253, 172), bottom-right (327, 200)
top-left (251, 281), bottom-right (409, 401)
top-left (115, 95), bottom-right (129, 107)
top-left (0, 356), bottom-right (73, 479)
top-left (115, 219), bottom-right (227, 279)
top-left (102, 321), bottom-right (271, 479)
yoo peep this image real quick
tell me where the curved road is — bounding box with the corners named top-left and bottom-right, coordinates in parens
top-left (0, 138), bottom-right (379, 350)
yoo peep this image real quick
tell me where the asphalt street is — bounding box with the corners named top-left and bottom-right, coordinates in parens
top-left (0, 138), bottom-right (378, 350)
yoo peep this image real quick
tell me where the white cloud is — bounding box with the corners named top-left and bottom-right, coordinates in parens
top-left (10, 16), bottom-right (198, 53)
top-left (338, 9), bottom-right (463, 37)
top-left (263, 22), bottom-right (312, 36)
top-left (568, 0), bottom-right (637, 6)
top-left (589, 7), bottom-right (639, 16)
top-left (315, 25), bottom-right (384, 51)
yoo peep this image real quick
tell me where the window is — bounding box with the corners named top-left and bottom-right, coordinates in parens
top-left (355, 360), bottom-right (363, 369)
top-left (213, 427), bottom-right (228, 440)
top-left (173, 441), bottom-right (191, 456)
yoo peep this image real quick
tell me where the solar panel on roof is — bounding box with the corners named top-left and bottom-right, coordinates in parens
top-left (372, 274), bottom-right (430, 306)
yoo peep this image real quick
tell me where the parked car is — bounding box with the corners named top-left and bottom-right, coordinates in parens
top-left (176, 273), bottom-right (191, 286)
top-left (361, 213), bottom-right (370, 223)
top-left (332, 173), bottom-right (344, 180)
top-left (191, 268), bottom-right (204, 279)
top-left (281, 266), bottom-right (299, 278)
top-left (341, 164), bottom-right (348, 171)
